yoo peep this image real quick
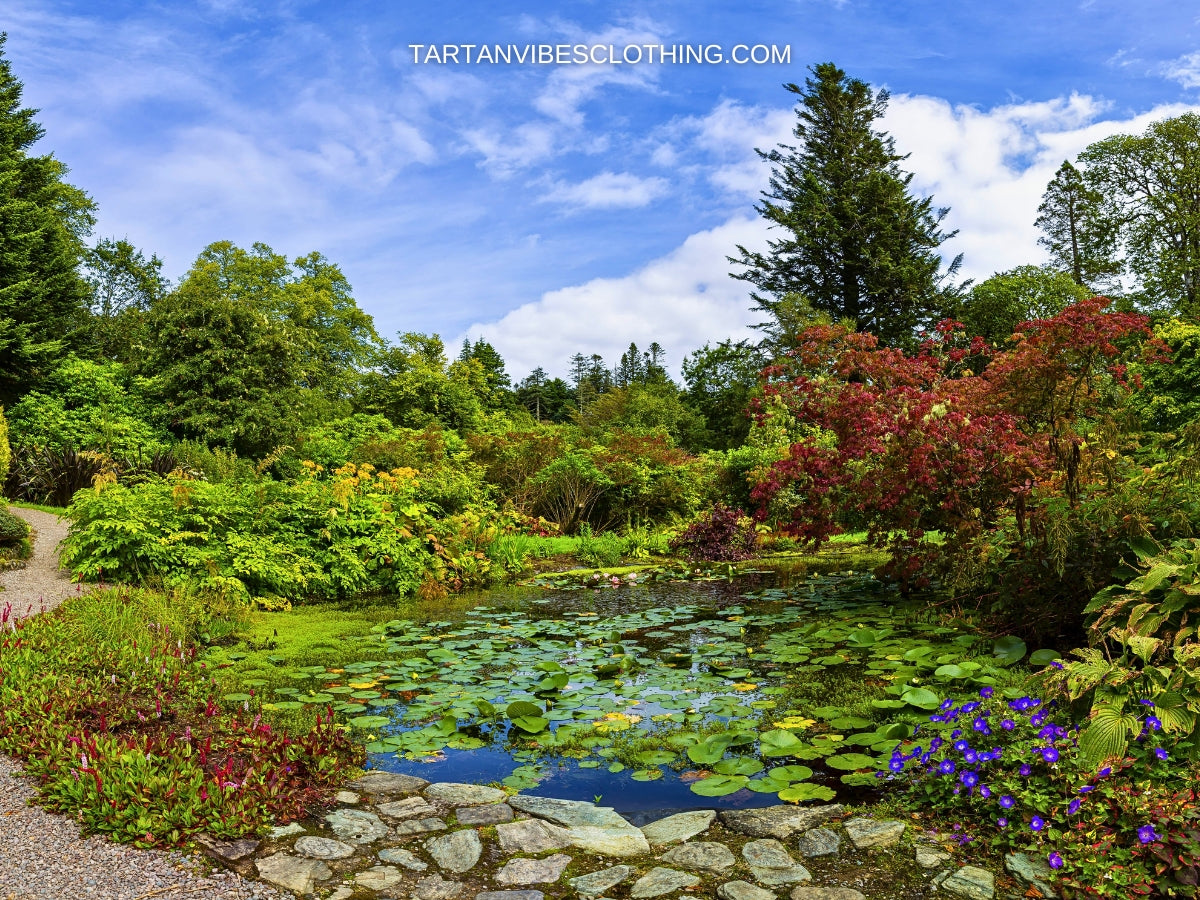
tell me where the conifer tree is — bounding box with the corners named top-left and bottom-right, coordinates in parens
top-left (731, 62), bottom-right (961, 348)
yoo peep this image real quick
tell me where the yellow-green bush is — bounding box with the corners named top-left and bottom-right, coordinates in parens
top-left (0, 404), bottom-right (10, 486)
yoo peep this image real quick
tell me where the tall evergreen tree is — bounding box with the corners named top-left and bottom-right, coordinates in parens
top-left (730, 62), bottom-right (961, 348)
top-left (0, 34), bottom-right (95, 403)
top-left (1034, 160), bottom-right (1120, 291)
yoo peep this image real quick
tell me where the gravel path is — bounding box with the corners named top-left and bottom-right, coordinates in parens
top-left (0, 507), bottom-right (288, 900)
top-left (0, 506), bottom-right (87, 618)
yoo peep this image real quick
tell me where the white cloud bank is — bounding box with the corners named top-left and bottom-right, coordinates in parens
top-left (466, 92), bottom-right (1200, 381)
top-left (543, 171), bottom-right (669, 209)
top-left (465, 216), bottom-right (768, 379)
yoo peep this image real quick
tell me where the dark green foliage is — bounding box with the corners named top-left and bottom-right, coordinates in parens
top-left (0, 34), bottom-right (95, 403)
top-left (82, 238), bottom-right (167, 363)
top-left (359, 333), bottom-right (485, 432)
top-left (5, 447), bottom-right (110, 507)
top-left (0, 503), bottom-right (27, 544)
top-left (1035, 160), bottom-right (1121, 291)
top-left (515, 368), bottom-right (575, 423)
top-left (579, 382), bottom-right (708, 451)
top-left (682, 339), bottom-right (765, 449)
top-left (730, 63), bottom-right (961, 348)
top-left (962, 265), bottom-right (1091, 346)
top-left (1080, 113), bottom-right (1200, 315)
top-left (143, 242), bottom-right (379, 457)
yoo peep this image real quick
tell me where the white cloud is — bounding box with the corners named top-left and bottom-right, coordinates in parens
top-left (462, 216), bottom-right (768, 378)
top-left (883, 93), bottom-right (1197, 281)
top-left (1161, 51), bottom-right (1200, 89)
top-left (542, 171), bottom-right (668, 209)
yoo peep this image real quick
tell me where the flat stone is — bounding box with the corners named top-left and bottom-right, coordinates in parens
top-left (394, 816), bottom-right (449, 836)
top-left (268, 822), bottom-right (305, 839)
top-left (334, 790), bottom-right (361, 804)
top-left (195, 835), bottom-right (259, 862)
top-left (356, 864), bottom-right (406, 891)
top-left (661, 841), bottom-right (737, 873)
top-left (415, 874), bottom-right (464, 900)
top-left (941, 865), bottom-right (995, 900)
top-left (426, 829), bottom-right (483, 873)
top-left (795, 827), bottom-right (840, 858)
top-left (719, 882), bottom-right (778, 900)
top-left (328, 888), bottom-right (354, 900)
top-left (789, 888), bottom-right (866, 900)
top-left (640, 810), bottom-right (716, 847)
top-left (629, 867), bottom-right (701, 898)
top-left (508, 795), bottom-right (633, 830)
top-left (750, 865), bottom-right (811, 887)
top-left (495, 854), bottom-right (572, 885)
top-left (475, 893), bottom-right (545, 900)
top-left (294, 836), bottom-right (356, 860)
top-left (565, 824), bottom-right (651, 858)
top-left (457, 803), bottom-right (514, 825)
top-left (425, 782), bottom-right (509, 806)
top-left (379, 796), bottom-right (438, 820)
top-left (1005, 852), bottom-right (1057, 898)
top-left (842, 817), bottom-right (906, 850)
top-left (496, 819), bottom-right (572, 854)
top-left (325, 808), bottom-right (389, 844)
top-left (720, 804), bottom-right (844, 840)
top-left (255, 853), bottom-right (331, 894)
top-left (379, 846), bottom-right (429, 870)
top-left (569, 865), bottom-right (633, 898)
top-left (916, 847), bottom-right (952, 869)
top-left (349, 771), bottom-right (430, 795)
top-left (744, 839), bottom-right (796, 869)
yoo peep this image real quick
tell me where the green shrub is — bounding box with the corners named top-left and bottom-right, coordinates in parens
top-left (0, 505), bottom-right (29, 545)
top-left (62, 463), bottom-right (496, 603)
top-left (0, 405), bottom-right (9, 486)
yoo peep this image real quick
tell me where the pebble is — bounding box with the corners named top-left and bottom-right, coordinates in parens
top-left (380, 845), bottom-right (430, 869)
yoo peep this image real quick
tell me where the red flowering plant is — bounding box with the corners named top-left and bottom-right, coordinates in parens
top-left (750, 299), bottom-right (1160, 610)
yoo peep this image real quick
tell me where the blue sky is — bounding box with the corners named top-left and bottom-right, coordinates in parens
top-left (7, 1), bottom-right (1200, 378)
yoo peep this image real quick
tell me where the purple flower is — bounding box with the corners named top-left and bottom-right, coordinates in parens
top-left (1068, 799), bottom-right (1081, 815)
top-left (1079, 785), bottom-right (1094, 794)
top-left (1098, 767), bottom-right (1112, 778)
top-left (1155, 747), bottom-right (1169, 761)
top-left (1049, 851), bottom-right (1064, 870)
top-left (889, 758), bottom-right (905, 772)
top-left (930, 737), bottom-right (944, 751)
top-left (1145, 716), bottom-right (1162, 732)
top-left (954, 739), bottom-right (970, 752)
top-left (999, 795), bottom-right (1015, 809)
top-left (929, 714), bottom-right (944, 723)
top-left (961, 701), bottom-right (981, 714)
top-left (979, 784), bottom-right (992, 799)
top-left (1030, 816), bottom-right (1045, 832)
top-left (961, 770), bottom-right (979, 788)
top-left (997, 817), bottom-right (1009, 827)
top-left (972, 718), bottom-right (991, 735)
top-left (1050, 661), bottom-right (1064, 670)
top-left (1140, 699), bottom-right (1155, 707)
top-left (1138, 825), bottom-right (1160, 844)
top-left (939, 759), bottom-right (956, 775)
top-left (940, 698), bottom-right (954, 711)
top-left (1001, 719), bottom-right (1016, 731)
top-left (1019, 764), bottom-right (1032, 777)
top-left (951, 729), bottom-right (963, 739)
top-left (980, 686), bottom-right (994, 698)
top-left (1040, 747), bottom-right (1060, 763)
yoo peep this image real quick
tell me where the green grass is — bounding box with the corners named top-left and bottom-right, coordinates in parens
top-left (7, 500), bottom-right (69, 516)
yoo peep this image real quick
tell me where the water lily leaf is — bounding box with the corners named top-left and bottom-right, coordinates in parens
top-left (778, 783), bottom-right (836, 803)
top-left (631, 768), bottom-right (663, 781)
top-left (506, 700), bottom-right (543, 719)
top-left (829, 716), bottom-right (872, 730)
top-left (825, 752), bottom-right (878, 770)
top-left (348, 715), bottom-right (391, 729)
top-left (900, 687), bottom-right (941, 710)
top-left (635, 750), bottom-right (676, 766)
top-left (222, 693), bottom-right (252, 703)
top-left (993, 635), bottom-right (1027, 663)
top-left (689, 774), bottom-right (749, 797)
top-left (1029, 649), bottom-right (1061, 666)
top-left (769, 765), bottom-right (813, 782)
top-left (686, 741), bottom-right (728, 765)
top-left (512, 715), bottom-right (549, 733)
top-left (934, 664), bottom-right (967, 679)
top-left (714, 757), bottom-right (764, 776)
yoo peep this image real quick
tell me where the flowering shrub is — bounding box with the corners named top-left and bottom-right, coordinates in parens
top-left (885, 682), bottom-right (1200, 897)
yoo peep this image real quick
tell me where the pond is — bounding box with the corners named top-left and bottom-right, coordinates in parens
top-left (254, 569), bottom-right (1051, 820)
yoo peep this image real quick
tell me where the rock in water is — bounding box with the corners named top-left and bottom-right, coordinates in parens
top-left (425, 782), bottom-right (508, 805)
